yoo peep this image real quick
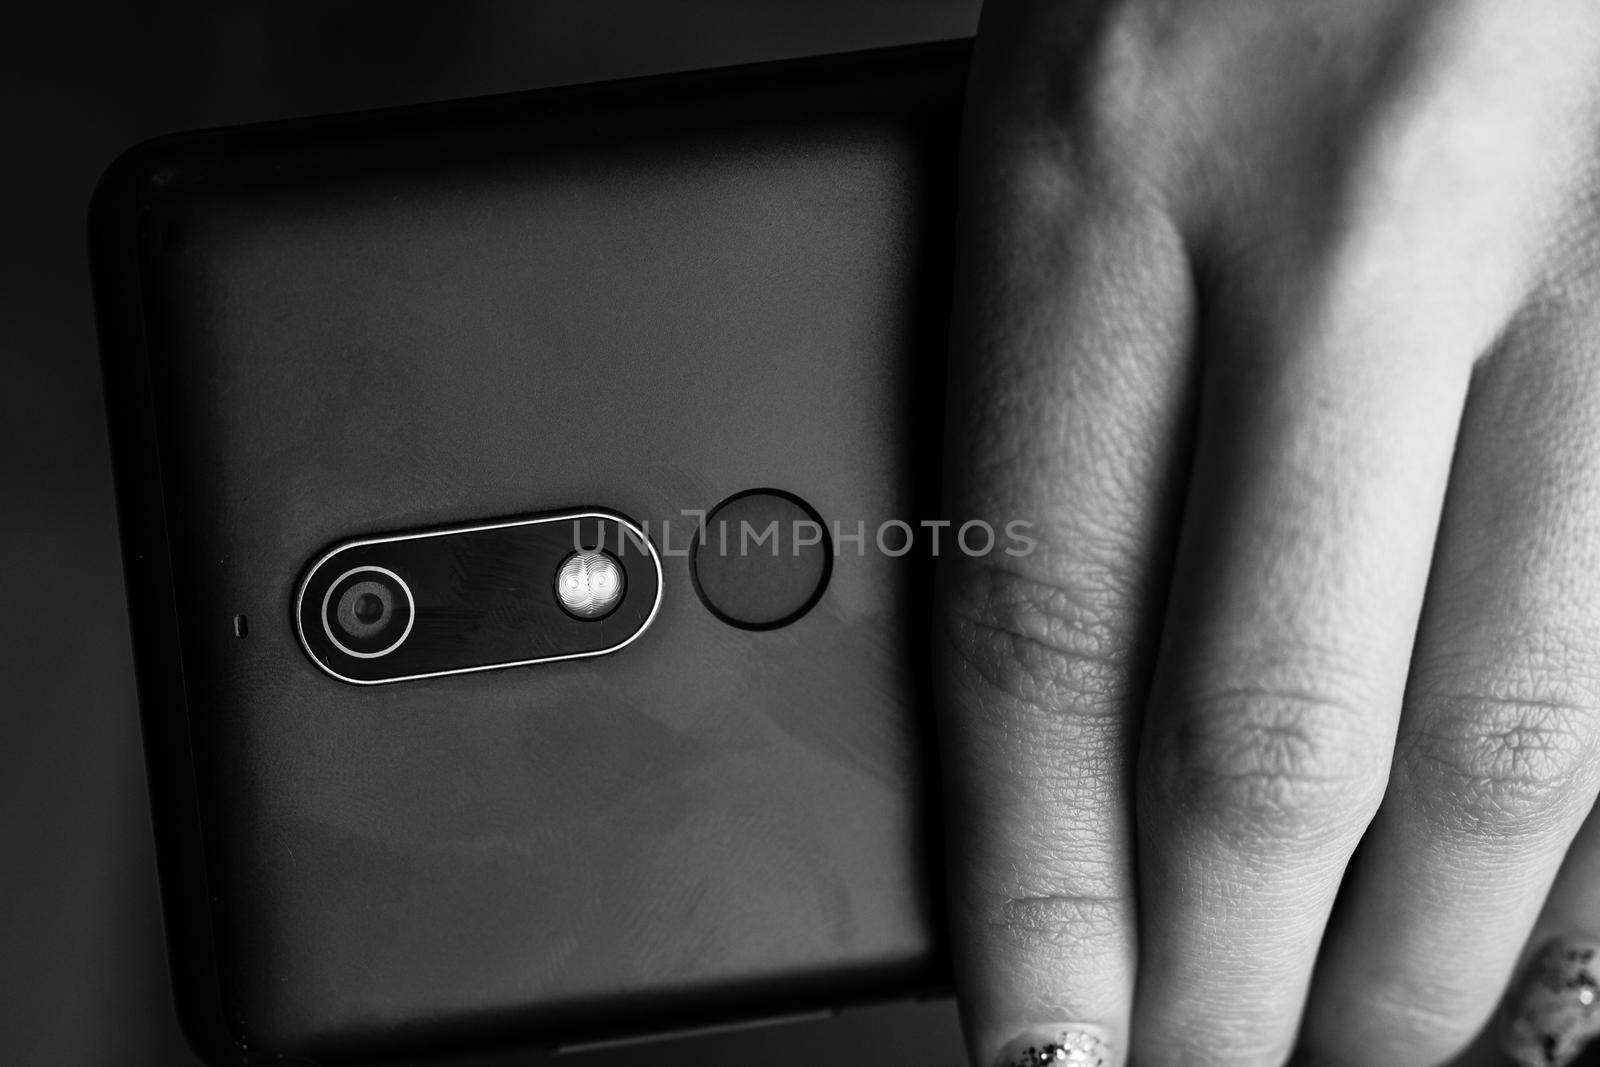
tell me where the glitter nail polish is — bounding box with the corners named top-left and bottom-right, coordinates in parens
top-left (1501, 936), bottom-right (1600, 1067)
top-left (992, 1027), bottom-right (1112, 1067)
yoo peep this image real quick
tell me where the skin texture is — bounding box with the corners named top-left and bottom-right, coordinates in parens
top-left (937, 1), bottom-right (1600, 1065)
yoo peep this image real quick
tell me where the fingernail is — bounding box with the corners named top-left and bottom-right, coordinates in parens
top-left (991, 1026), bottom-right (1113, 1067)
top-left (1501, 936), bottom-right (1600, 1067)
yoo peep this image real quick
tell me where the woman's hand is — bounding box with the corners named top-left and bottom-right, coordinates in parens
top-left (935, 2), bottom-right (1600, 1065)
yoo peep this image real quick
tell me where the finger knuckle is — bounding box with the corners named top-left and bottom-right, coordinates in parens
top-left (1142, 1026), bottom-right (1295, 1067)
top-left (962, 828), bottom-right (1134, 963)
top-left (1398, 681), bottom-right (1600, 834)
top-left (1309, 982), bottom-right (1481, 1067)
top-left (1146, 675), bottom-right (1389, 844)
top-left (939, 550), bottom-right (1138, 723)
top-left (975, 2), bottom-right (1185, 198)
top-left (984, 891), bottom-right (1132, 964)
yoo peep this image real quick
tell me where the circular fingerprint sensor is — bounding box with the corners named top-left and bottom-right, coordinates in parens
top-left (691, 489), bottom-right (832, 630)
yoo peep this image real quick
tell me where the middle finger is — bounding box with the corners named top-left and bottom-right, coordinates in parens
top-left (1129, 256), bottom-right (1476, 1065)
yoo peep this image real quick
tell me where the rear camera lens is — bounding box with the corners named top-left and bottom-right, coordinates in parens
top-left (337, 581), bottom-right (395, 639)
top-left (322, 566), bottom-right (414, 658)
top-left (352, 591), bottom-right (385, 625)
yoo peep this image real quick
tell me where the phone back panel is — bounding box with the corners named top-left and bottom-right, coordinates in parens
top-left (92, 42), bottom-right (964, 1064)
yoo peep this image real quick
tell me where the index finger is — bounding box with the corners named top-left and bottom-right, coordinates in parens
top-left (936, 5), bottom-right (1197, 1064)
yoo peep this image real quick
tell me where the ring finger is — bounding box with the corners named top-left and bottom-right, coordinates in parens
top-left (1300, 268), bottom-right (1600, 1066)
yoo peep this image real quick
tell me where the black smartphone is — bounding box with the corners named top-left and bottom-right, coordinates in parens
top-left (91, 39), bottom-right (965, 1065)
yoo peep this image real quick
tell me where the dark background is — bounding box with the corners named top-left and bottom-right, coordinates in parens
top-left (2, 2), bottom-right (978, 1064)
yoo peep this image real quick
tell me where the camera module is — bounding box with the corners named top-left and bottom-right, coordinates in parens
top-left (321, 565), bottom-right (414, 658)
